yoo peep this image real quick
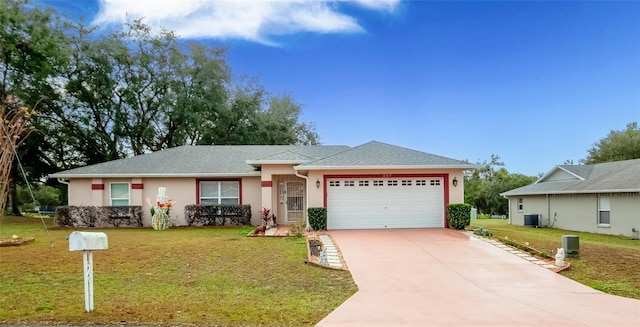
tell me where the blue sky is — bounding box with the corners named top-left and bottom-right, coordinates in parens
top-left (35, 0), bottom-right (640, 176)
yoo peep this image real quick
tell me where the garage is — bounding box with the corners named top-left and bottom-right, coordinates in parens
top-left (326, 177), bottom-right (444, 229)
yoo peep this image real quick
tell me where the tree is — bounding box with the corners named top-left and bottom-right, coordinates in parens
top-left (583, 122), bottom-right (640, 164)
top-left (1, 0), bottom-right (69, 215)
top-left (464, 155), bottom-right (536, 215)
top-left (4, 2), bottom-right (320, 199)
top-left (197, 78), bottom-right (318, 145)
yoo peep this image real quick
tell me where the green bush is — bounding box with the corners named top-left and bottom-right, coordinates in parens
top-left (447, 203), bottom-right (472, 230)
top-left (286, 220), bottom-right (306, 237)
top-left (474, 227), bottom-right (492, 237)
top-left (307, 207), bottom-right (327, 231)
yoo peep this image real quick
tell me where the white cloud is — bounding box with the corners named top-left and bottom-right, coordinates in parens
top-left (92, 0), bottom-right (400, 44)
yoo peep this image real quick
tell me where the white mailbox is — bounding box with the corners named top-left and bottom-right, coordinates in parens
top-left (68, 231), bottom-right (108, 251)
top-left (68, 231), bottom-right (108, 312)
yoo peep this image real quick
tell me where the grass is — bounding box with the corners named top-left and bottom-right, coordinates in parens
top-left (470, 218), bottom-right (640, 299)
top-left (0, 216), bottom-right (358, 326)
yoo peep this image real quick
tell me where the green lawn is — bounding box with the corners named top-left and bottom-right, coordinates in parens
top-left (470, 218), bottom-right (640, 299)
top-left (0, 216), bottom-right (358, 326)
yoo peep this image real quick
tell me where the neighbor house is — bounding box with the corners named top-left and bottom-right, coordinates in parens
top-left (501, 159), bottom-right (640, 238)
top-left (49, 141), bottom-right (476, 229)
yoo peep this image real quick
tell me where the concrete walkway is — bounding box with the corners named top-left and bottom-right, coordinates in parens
top-left (317, 229), bottom-right (640, 327)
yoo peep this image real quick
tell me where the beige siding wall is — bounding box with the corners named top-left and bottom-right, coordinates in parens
top-left (508, 193), bottom-right (640, 237)
top-left (544, 170), bottom-right (577, 182)
top-left (509, 195), bottom-right (548, 225)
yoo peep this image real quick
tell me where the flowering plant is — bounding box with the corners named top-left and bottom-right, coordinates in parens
top-left (147, 197), bottom-right (174, 216)
top-left (147, 187), bottom-right (174, 230)
top-left (262, 207), bottom-right (275, 227)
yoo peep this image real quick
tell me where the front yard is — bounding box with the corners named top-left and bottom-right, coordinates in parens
top-left (0, 216), bottom-right (357, 326)
top-left (470, 218), bottom-right (640, 299)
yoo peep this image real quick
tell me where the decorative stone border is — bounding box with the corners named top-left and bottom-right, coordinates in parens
top-left (0, 237), bottom-right (35, 247)
top-left (305, 234), bottom-right (349, 271)
top-left (467, 232), bottom-right (571, 273)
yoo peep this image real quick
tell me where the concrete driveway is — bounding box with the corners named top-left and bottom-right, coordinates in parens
top-left (317, 229), bottom-right (640, 327)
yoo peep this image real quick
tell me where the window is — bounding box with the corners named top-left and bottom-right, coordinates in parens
top-left (110, 183), bottom-right (130, 206)
top-left (387, 180), bottom-right (398, 186)
top-left (200, 181), bottom-right (239, 205)
top-left (373, 180), bottom-right (384, 186)
top-left (598, 196), bottom-right (610, 225)
top-left (359, 180), bottom-right (369, 187)
top-left (329, 180), bottom-right (340, 187)
top-left (401, 180), bottom-right (412, 186)
top-left (344, 181), bottom-right (355, 187)
top-left (517, 198), bottom-right (524, 212)
top-left (416, 180), bottom-right (426, 186)
top-left (430, 180), bottom-right (441, 186)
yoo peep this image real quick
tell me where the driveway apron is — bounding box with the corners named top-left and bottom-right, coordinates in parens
top-left (317, 229), bottom-right (640, 327)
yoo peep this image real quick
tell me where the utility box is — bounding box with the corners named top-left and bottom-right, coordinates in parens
top-left (562, 235), bottom-right (579, 258)
top-left (69, 231), bottom-right (108, 251)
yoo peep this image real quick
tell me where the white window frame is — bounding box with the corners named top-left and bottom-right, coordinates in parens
top-left (109, 182), bottom-right (130, 206)
top-left (597, 196), bottom-right (610, 226)
top-left (199, 181), bottom-right (240, 206)
top-left (517, 198), bottom-right (524, 212)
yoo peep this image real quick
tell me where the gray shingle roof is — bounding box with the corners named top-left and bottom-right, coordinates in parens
top-left (558, 164), bottom-right (594, 180)
top-left (49, 145), bottom-right (349, 178)
top-left (502, 158), bottom-right (640, 196)
top-left (49, 141), bottom-right (475, 179)
top-left (296, 141), bottom-right (476, 170)
top-left (251, 150), bottom-right (314, 162)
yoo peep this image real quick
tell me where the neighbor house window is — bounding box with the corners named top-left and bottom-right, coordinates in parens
top-left (200, 181), bottom-right (239, 205)
top-left (110, 183), bottom-right (130, 206)
top-left (598, 196), bottom-right (610, 225)
top-left (517, 198), bottom-right (524, 212)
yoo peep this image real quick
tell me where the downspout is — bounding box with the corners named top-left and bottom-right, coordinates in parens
top-left (547, 194), bottom-right (550, 227)
top-left (294, 170), bottom-right (310, 231)
top-left (502, 194), bottom-right (511, 224)
top-left (57, 178), bottom-right (70, 205)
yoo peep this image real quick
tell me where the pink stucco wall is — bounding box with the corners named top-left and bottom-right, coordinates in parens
top-left (67, 176), bottom-right (263, 226)
top-left (66, 167), bottom-right (467, 227)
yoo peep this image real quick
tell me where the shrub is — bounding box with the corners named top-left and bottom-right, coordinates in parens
top-left (54, 206), bottom-right (142, 227)
top-left (447, 203), bottom-right (472, 230)
top-left (474, 227), bottom-right (493, 237)
top-left (286, 219), bottom-right (306, 237)
top-left (184, 204), bottom-right (251, 226)
top-left (307, 207), bottom-right (327, 231)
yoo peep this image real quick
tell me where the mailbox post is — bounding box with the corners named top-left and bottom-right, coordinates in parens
top-left (68, 231), bottom-right (108, 312)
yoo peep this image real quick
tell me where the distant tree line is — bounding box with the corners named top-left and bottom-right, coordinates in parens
top-left (466, 122), bottom-right (640, 215)
top-left (1, 0), bottom-right (318, 215)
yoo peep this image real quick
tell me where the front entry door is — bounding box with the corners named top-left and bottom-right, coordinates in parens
top-left (285, 181), bottom-right (305, 223)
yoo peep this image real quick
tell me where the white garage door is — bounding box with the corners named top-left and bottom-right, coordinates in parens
top-left (327, 177), bottom-right (444, 229)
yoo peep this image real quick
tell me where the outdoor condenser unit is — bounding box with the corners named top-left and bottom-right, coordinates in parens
top-left (562, 235), bottom-right (580, 257)
top-left (523, 214), bottom-right (541, 227)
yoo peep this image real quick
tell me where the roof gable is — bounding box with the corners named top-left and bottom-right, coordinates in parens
top-left (503, 158), bottom-right (640, 196)
top-left (537, 167), bottom-right (585, 183)
top-left (296, 141), bottom-right (476, 170)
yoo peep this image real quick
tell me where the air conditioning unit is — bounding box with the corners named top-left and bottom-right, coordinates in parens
top-left (523, 213), bottom-right (541, 227)
top-left (562, 235), bottom-right (579, 257)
